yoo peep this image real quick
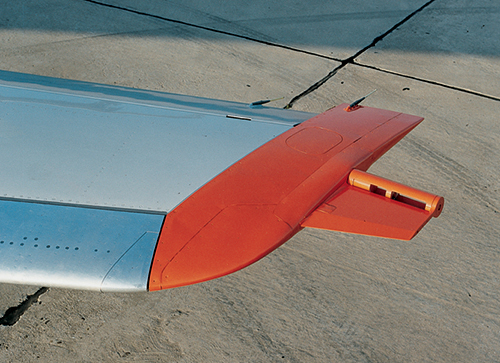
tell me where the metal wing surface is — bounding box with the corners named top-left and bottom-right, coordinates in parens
top-left (0, 71), bottom-right (311, 291)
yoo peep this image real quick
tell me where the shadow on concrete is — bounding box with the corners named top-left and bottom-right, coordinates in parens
top-left (0, 0), bottom-right (499, 58)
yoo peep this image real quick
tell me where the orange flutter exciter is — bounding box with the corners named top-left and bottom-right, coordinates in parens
top-left (149, 104), bottom-right (444, 291)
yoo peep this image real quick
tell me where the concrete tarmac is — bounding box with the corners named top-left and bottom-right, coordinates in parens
top-left (1, 1), bottom-right (499, 362)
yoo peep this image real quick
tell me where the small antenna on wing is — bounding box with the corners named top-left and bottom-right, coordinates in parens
top-left (345, 89), bottom-right (377, 112)
top-left (250, 97), bottom-right (284, 108)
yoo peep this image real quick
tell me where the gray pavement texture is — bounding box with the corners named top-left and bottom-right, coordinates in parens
top-left (0, 0), bottom-right (499, 362)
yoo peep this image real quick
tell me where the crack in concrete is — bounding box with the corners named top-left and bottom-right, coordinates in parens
top-left (284, 0), bottom-right (437, 108)
top-left (0, 287), bottom-right (49, 326)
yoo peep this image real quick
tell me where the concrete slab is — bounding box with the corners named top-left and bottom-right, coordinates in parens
top-left (0, 1), bottom-right (338, 108)
top-left (1, 0), bottom-right (500, 362)
top-left (0, 0), bottom-right (160, 49)
top-left (357, 0), bottom-right (500, 98)
top-left (2, 0), bottom-right (432, 60)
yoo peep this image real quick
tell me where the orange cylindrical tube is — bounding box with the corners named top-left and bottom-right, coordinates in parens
top-left (348, 169), bottom-right (444, 217)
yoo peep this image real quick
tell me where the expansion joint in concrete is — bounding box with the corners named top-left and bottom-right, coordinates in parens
top-left (354, 62), bottom-right (500, 102)
top-left (284, 0), bottom-right (437, 108)
top-left (81, 0), bottom-right (341, 62)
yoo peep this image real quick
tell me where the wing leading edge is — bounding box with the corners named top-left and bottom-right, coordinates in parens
top-left (0, 200), bottom-right (163, 291)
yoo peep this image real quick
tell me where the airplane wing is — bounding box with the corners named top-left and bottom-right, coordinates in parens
top-left (0, 71), bottom-right (444, 292)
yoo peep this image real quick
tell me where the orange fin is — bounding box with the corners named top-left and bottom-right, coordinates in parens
top-left (301, 170), bottom-right (444, 240)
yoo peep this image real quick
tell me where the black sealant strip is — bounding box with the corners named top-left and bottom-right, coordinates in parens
top-left (0, 287), bottom-right (49, 326)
